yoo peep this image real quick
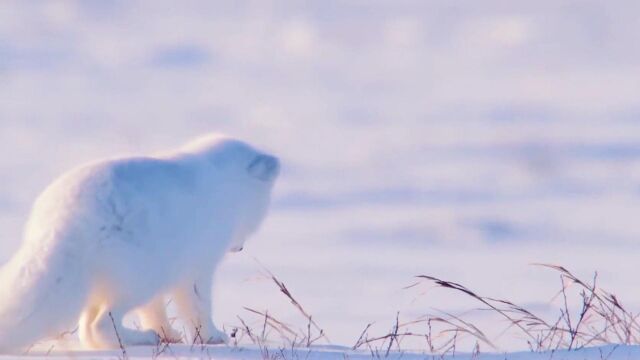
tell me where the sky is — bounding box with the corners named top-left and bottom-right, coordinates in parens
top-left (1, 0), bottom-right (640, 351)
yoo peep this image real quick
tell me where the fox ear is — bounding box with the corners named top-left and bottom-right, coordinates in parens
top-left (247, 154), bottom-right (280, 181)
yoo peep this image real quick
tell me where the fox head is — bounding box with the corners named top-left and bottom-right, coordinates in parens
top-left (180, 134), bottom-right (280, 253)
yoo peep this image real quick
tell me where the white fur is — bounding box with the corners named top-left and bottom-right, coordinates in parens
top-left (0, 134), bottom-right (279, 352)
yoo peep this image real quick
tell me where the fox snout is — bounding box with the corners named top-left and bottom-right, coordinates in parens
top-left (248, 154), bottom-right (280, 182)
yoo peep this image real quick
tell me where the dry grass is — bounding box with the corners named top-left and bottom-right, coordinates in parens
top-left (108, 311), bottom-right (128, 360)
top-left (354, 263), bottom-right (640, 357)
top-left (227, 267), bottom-right (329, 359)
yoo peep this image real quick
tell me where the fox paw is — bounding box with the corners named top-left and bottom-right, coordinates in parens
top-left (158, 328), bottom-right (183, 343)
top-left (203, 328), bottom-right (229, 345)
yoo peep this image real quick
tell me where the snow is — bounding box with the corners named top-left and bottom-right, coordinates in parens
top-left (3, 344), bottom-right (639, 360)
top-left (1, 1), bottom-right (640, 358)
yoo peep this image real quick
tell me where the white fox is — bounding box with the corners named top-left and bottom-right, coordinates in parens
top-left (0, 134), bottom-right (279, 352)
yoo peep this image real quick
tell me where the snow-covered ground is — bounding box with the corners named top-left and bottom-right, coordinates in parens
top-left (4, 344), bottom-right (640, 360)
top-left (2, 1), bottom-right (640, 358)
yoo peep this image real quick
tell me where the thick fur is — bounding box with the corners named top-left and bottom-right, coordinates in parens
top-left (0, 134), bottom-right (279, 352)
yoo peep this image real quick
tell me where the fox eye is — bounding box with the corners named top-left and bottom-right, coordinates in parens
top-left (247, 155), bottom-right (280, 181)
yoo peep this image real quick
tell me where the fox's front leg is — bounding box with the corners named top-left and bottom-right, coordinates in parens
top-left (137, 296), bottom-right (183, 343)
top-left (172, 276), bottom-right (228, 344)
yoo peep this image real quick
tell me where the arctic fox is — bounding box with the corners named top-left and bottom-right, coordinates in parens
top-left (0, 134), bottom-right (280, 352)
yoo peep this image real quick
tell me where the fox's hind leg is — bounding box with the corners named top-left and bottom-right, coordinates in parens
top-left (137, 296), bottom-right (182, 343)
